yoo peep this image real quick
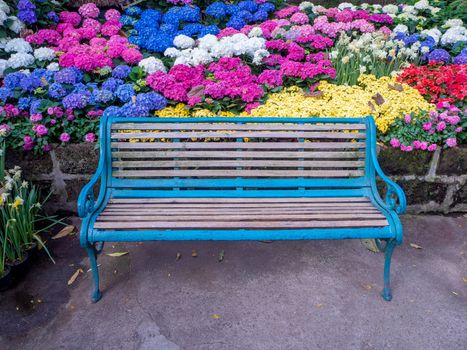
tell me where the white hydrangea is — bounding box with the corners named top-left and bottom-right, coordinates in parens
top-left (393, 24), bottom-right (409, 34)
top-left (431, 7), bottom-right (441, 15)
top-left (414, 0), bottom-right (430, 10)
top-left (0, 0), bottom-right (9, 14)
top-left (34, 47), bottom-right (56, 61)
top-left (5, 38), bottom-right (32, 53)
top-left (252, 49), bottom-right (269, 65)
top-left (0, 9), bottom-right (7, 26)
top-left (248, 27), bottom-right (263, 38)
top-left (173, 34), bottom-right (195, 49)
top-left (382, 5), bottom-right (399, 15)
top-left (138, 57), bottom-right (167, 74)
top-left (440, 26), bottom-right (467, 46)
top-left (7, 52), bottom-right (34, 69)
top-left (361, 3), bottom-right (370, 10)
top-left (0, 59), bottom-right (7, 78)
top-left (164, 47), bottom-right (181, 58)
top-left (8, 16), bottom-right (23, 33)
top-left (443, 19), bottom-right (463, 28)
top-left (298, 2), bottom-right (313, 11)
top-left (402, 5), bottom-right (416, 14)
top-left (337, 2), bottom-right (355, 11)
top-left (46, 62), bottom-right (60, 71)
top-left (421, 28), bottom-right (442, 44)
top-left (167, 33), bottom-right (268, 67)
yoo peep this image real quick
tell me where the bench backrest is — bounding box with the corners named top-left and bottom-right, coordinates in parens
top-left (102, 117), bottom-right (376, 196)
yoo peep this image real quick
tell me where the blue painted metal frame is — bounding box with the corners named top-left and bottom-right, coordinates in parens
top-left (78, 115), bottom-right (406, 303)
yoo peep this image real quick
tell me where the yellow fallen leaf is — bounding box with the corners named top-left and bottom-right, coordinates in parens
top-left (410, 243), bottom-right (422, 249)
top-left (67, 268), bottom-right (83, 286)
top-left (191, 249), bottom-right (198, 257)
top-left (52, 225), bottom-right (75, 240)
top-left (106, 252), bottom-right (129, 257)
top-left (212, 314), bottom-right (220, 319)
top-left (463, 279), bottom-right (467, 283)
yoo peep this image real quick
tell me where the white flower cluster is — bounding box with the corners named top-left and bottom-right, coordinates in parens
top-left (440, 26), bottom-right (467, 46)
top-left (421, 28), bottom-right (442, 44)
top-left (443, 19), bottom-right (463, 29)
top-left (7, 53), bottom-right (34, 69)
top-left (0, 0), bottom-right (24, 33)
top-left (34, 47), bottom-right (56, 61)
top-left (337, 2), bottom-right (355, 11)
top-left (382, 4), bottom-right (398, 15)
top-left (138, 57), bottom-right (167, 74)
top-left (165, 33), bottom-right (269, 67)
top-left (0, 59), bottom-right (7, 78)
top-left (5, 38), bottom-right (32, 53)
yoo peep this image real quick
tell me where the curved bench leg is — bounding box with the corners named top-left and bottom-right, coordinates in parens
top-left (86, 244), bottom-right (102, 303)
top-left (381, 239), bottom-right (396, 301)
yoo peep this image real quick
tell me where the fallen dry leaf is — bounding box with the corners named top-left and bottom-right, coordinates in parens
top-left (191, 249), bottom-right (198, 258)
top-left (463, 279), bottom-right (467, 283)
top-left (410, 243), bottom-right (423, 249)
top-left (218, 250), bottom-right (225, 262)
top-left (67, 268), bottom-right (83, 286)
top-left (176, 252), bottom-right (182, 261)
top-left (106, 252), bottom-right (129, 257)
top-left (212, 314), bottom-right (220, 319)
top-left (372, 93), bottom-right (385, 106)
top-left (52, 225), bottom-right (75, 240)
top-left (388, 83), bottom-right (404, 92)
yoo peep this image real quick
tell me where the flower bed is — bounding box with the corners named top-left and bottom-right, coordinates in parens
top-left (0, 0), bottom-right (465, 153)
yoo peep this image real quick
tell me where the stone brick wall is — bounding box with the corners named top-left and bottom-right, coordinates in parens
top-left (6, 144), bottom-right (466, 214)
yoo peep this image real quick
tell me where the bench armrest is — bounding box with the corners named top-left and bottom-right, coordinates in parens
top-left (370, 150), bottom-right (407, 214)
top-left (78, 164), bottom-right (106, 218)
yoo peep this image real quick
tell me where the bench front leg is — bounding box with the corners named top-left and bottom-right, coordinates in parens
top-left (86, 244), bottom-right (102, 303)
top-left (381, 239), bottom-right (396, 301)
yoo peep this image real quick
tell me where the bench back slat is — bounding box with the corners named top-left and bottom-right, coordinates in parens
top-left (106, 117), bottom-right (371, 189)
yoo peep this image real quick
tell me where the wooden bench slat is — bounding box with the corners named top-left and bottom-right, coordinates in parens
top-left (111, 160), bottom-right (366, 169)
top-left (112, 170), bottom-right (366, 178)
top-left (106, 202), bottom-right (375, 209)
top-left (111, 142), bottom-right (366, 150)
top-left (94, 219), bottom-right (389, 230)
top-left (101, 207), bottom-right (380, 213)
top-left (111, 131), bottom-right (367, 139)
top-left (111, 151), bottom-right (366, 159)
top-left (96, 213), bottom-right (385, 221)
top-left (112, 123), bottom-right (367, 131)
top-left (108, 197), bottom-right (370, 204)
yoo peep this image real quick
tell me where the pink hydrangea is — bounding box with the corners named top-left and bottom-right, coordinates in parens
top-left (59, 11), bottom-right (82, 27)
top-left (101, 21), bottom-right (122, 37)
top-left (275, 6), bottom-right (300, 19)
top-left (427, 144), bottom-right (437, 152)
top-left (78, 3), bottom-right (100, 19)
top-left (446, 138), bottom-right (457, 148)
top-left (82, 18), bottom-right (101, 32)
top-left (290, 12), bottom-right (309, 25)
top-left (85, 133), bottom-right (96, 143)
top-left (121, 48), bottom-right (143, 64)
top-left (105, 9), bottom-right (121, 22)
top-left (59, 132), bottom-right (71, 143)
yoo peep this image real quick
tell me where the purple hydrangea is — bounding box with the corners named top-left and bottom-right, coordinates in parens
top-left (18, 0), bottom-right (37, 24)
top-left (453, 53), bottom-right (467, 65)
top-left (136, 92), bottom-right (167, 111)
top-left (49, 83), bottom-right (68, 99)
top-left (112, 65), bottom-right (132, 79)
top-left (427, 49), bottom-right (451, 63)
top-left (0, 88), bottom-right (13, 102)
top-left (102, 78), bottom-right (123, 92)
top-left (19, 75), bottom-right (43, 91)
top-left (92, 89), bottom-right (114, 104)
top-left (115, 84), bottom-right (135, 102)
top-left (54, 68), bottom-right (82, 84)
top-left (63, 93), bottom-right (89, 109)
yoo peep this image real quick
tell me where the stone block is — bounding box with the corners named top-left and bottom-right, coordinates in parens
top-left (5, 149), bottom-right (53, 177)
top-left (378, 147), bottom-right (433, 176)
top-left (55, 144), bottom-right (99, 175)
top-left (437, 147), bottom-right (467, 176)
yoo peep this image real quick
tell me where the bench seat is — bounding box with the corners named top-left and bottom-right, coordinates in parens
top-left (78, 116), bottom-right (406, 303)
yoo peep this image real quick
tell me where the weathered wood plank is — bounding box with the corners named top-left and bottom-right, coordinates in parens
top-left (106, 202), bottom-right (375, 209)
top-left (96, 213), bottom-right (385, 221)
top-left (111, 151), bottom-right (366, 159)
top-left (112, 170), bottom-right (366, 178)
top-left (108, 197), bottom-right (370, 204)
top-left (112, 160), bottom-right (366, 168)
top-left (112, 123), bottom-right (366, 131)
top-left (111, 131), bottom-right (367, 139)
top-left (94, 219), bottom-right (389, 229)
top-left (111, 142), bottom-right (366, 150)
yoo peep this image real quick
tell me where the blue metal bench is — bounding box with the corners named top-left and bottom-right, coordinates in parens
top-left (78, 115), bottom-right (406, 303)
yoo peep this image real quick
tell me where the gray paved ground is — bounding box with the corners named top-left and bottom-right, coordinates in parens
top-left (0, 215), bottom-right (465, 350)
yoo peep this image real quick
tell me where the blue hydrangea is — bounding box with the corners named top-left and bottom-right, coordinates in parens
top-left (420, 36), bottom-right (436, 51)
top-left (103, 106), bottom-right (122, 118)
top-left (180, 23), bottom-right (204, 37)
top-left (238, 1), bottom-right (258, 13)
top-left (29, 99), bottom-right (42, 114)
top-left (3, 72), bottom-right (26, 89)
top-left (125, 6), bottom-right (142, 16)
top-left (225, 5), bottom-right (240, 16)
top-left (19, 75), bottom-right (42, 92)
top-left (199, 25), bottom-right (220, 37)
top-left (18, 0), bottom-right (37, 25)
top-left (427, 49), bottom-right (451, 63)
top-left (134, 18), bottom-right (158, 33)
top-left (49, 83), bottom-right (67, 99)
top-left (128, 35), bottom-right (142, 46)
top-left (160, 23), bottom-right (178, 34)
top-left (162, 7), bottom-right (182, 26)
top-left (18, 97), bottom-right (32, 110)
top-left (120, 15), bottom-right (137, 26)
top-left (0, 88), bottom-right (13, 102)
top-left (54, 67), bottom-right (82, 85)
top-left (252, 10), bottom-right (268, 22)
top-left (142, 33), bottom-right (174, 53)
top-left (92, 89), bottom-right (114, 104)
top-left (136, 92), bottom-right (167, 111)
top-left (453, 53), bottom-right (467, 64)
top-left (63, 93), bottom-right (89, 109)
top-left (140, 9), bottom-right (162, 23)
top-left (32, 68), bottom-right (54, 82)
top-left (238, 10), bottom-right (253, 23)
top-left (226, 16), bottom-right (246, 30)
top-left (102, 78), bottom-right (123, 92)
top-left (115, 84), bottom-right (135, 103)
top-left (47, 11), bottom-right (59, 23)
top-left (403, 34), bottom-right (420, 46)
top-left (177, 6), bottom-right (201, 22)
top-left (119, 102), bottom-right (149, 118)
top-left (259, 3), bottom-right (275, 12)
top-left (206, 2), bottom-right (227, 18)
top-left (112, 65), bottom-right (132, 79)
